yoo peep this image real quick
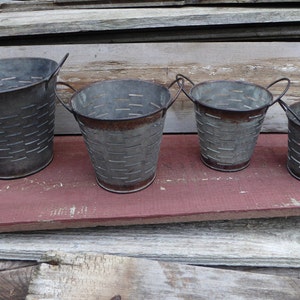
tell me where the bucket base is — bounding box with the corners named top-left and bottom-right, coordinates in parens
top-left (201, 155), bottom-right (250, 172)
top-left (0, 154), bottom-right (54, 180)
top-left (96, 173), bottom-right (156, 194)
top-left (287, 164), bottom-right (300, 180)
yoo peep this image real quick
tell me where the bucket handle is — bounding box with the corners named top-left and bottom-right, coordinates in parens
top-left (277, 99), bottom-right (300, 123)
top-left (46, 53), bottom-right (69, 86)
top-left (164, 77), bottom-right (184, 113)
top-left (176, 75), bottom-right (291, 106)
top-left (175, 74), bottom-right (195, 102)
top-left (55, 81), bottom-right (77, 113)
top-left (266, 77), bottom-right (290, 106)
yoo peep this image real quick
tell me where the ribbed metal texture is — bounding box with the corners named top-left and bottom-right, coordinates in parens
top-left (0, 58), bottom-right (58, 178)
top-left (78, 116), bottom-right (165, 193)
top-left (287, 102), bottom-right (300, 180)
top-left (195, 106), bottom-right (265, 171)
top-left (70, 80), bottom-right (170, 193)
top-left (190, 81), bottom-right (272, 171)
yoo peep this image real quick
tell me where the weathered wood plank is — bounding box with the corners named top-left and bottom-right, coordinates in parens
top-left (1, 1), bottom-right (300, 12)
top-left (0, 260), bottom-right (37, 271)
top-left (0, 262), bottom-right (36, 300)
top-left (219, 266), bottom-right (300, 280)
top-left (1, 217), bottom-right (300, 268)
top-left (1, 7), bottom-right (300, 39)
top-left (26, 252), bottom-right (300, 300)
top-left (0, 134), bottom-right (300, 233)
top-left (1, 42), bottom-right (299, 134)
top-left (4, 24), bottom-right (300, 45)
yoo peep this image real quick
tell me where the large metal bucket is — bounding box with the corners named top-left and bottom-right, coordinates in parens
top-left (57, 79), bottom-right (182, 193)
top-left (177, 75), bottom-right (290, 171)
top-left (278, 99), bottom-right (300, 180)
top-left (0, 54), bottom-right (69, 179)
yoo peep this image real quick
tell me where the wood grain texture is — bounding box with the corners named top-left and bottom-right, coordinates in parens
top-left (1, 42), bottom-right (299, 134)
top-left (1, 134), bottom-right (300, 233)
top-left (1, 7), bottom-right (300, 38)
top-left (26, 252), bottom-right (300, 300)
top-left (0, 262), bottom-right (36, 300)
top-left (0, 217), bottom-right (300, 268)
top-left (3, 0), bottom-right (298, 12)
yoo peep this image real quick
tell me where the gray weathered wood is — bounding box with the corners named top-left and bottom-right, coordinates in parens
top-left (0, 217), bottom-right (300, 268)
top-left (1, 1), bottom-right (299, 12)
top-left (26, 252), bottom-right (300, 300)
top-left (219, 266), bottom-right (300, 280)
top-left (0, 261), bottom-right (37, 300)
top-left (1, 7), bottom-right (300, 38)
top-left (1, 42), bottom-right (298, 134)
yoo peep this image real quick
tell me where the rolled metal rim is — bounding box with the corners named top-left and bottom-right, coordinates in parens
top-left (69, 79), bottom-right (172, 122)
top-left (96, 172), bottom-right (156, 193)
top-left (286, 102), bottom-right (300, 126)
top-left (189, 80), bottom-right (274, 113)
top-left (0, 57), bottom-right (59, 94)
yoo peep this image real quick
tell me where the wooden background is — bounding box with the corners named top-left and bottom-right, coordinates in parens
top-left (2, 2), bottom-right (300, 299)
top-left (2, 42), bottom-right (300, 134)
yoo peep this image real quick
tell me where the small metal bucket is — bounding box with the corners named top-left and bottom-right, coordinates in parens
top-left (56, 78), bottom-right (182, 193)
top-left (278, 99), bottom-right (300, 180)
top-left (0, 54), bottom-right (69, 179)
top-left (177, 75), bottom-right (290, 171)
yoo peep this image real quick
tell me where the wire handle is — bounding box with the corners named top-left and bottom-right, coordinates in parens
top-left (266, 77), bottom-right (290, 106)
top-left (175, 74), bottom-right (195, 102)
top-left (164, 77), bottom-right (184, 113)
top-left (46, 53), bottom-right (69, 89)
top-left (55, 81), bottom-right (77, 113)
top-left (278, 99), bottom-right (300, 123)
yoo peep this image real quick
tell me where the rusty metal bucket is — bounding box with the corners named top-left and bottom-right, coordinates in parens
top-left (177, 75), bottom-right (290, 171)
top-left (0, 53), bottom-right (69, 179)
top-left (278, 99), bottom-right (300, 180)
top-left (56, 78), bottom-right (182, 193)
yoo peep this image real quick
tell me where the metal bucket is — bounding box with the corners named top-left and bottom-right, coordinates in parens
top-left (278, 99), bottom-right (300, 179)
top-left (0, 53), bottom-right (69, 179)
top-left (56, 78), bottom-right (182, 193)
top-left (177, 75), bottom-right (290, 171)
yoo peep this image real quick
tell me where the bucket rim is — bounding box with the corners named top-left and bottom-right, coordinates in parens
top-left (0, 57), bottom-right (58, 94)
top-left (287, 102), bottom-right (300, 126)
top-left (69, 79), bottom-right (172, 122)
top-left (189, 79), bottom-right (273, 113)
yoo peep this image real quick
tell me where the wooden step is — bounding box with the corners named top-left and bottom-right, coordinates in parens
top-left (0, 134), bottom-right (300, 232)
top-left (26, 252), bottom-right (300, 300)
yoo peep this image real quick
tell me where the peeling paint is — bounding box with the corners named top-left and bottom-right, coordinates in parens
top-left (50, 205), bottom-right (89, 218)
top-left (69, 205), bottom-right (76, 218)
top-left (290, 198), bottom-right (300, 207)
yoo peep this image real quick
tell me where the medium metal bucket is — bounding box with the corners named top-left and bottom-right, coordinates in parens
top-left (0, 53), bottom-right (69, 179)
top-left (177, 75), bottom-right (290, 171)
top-left (278, 99), bottom-right (300, 180)
top-left (56, 78), bottom-right (182, 193)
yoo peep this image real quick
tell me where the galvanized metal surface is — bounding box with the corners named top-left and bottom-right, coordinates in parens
top-left (60, 79), bottom-right (178, 193)
top-left (286, 102), bottom-right (300, 180)
top-left (181, 78), bottom-right (289, 171)
top-left (194, 104), bottom-right (266, 171)
top-left (0, 57), bottom-right (64, 179)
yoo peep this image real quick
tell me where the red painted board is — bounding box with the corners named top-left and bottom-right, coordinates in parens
top-left (0, 134), bottom-right (300, 232)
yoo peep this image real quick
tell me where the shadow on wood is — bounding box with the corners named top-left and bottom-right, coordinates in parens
top-left (0, 261), bottom-right (37, 300)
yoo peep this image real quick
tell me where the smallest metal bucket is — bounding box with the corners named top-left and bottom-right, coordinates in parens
top-left (56, 79), bottom-right (182, 193)
top-left (177, 75), bottom-right (290, 171)
top-left (278, 100), bottom-right (300, 180)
